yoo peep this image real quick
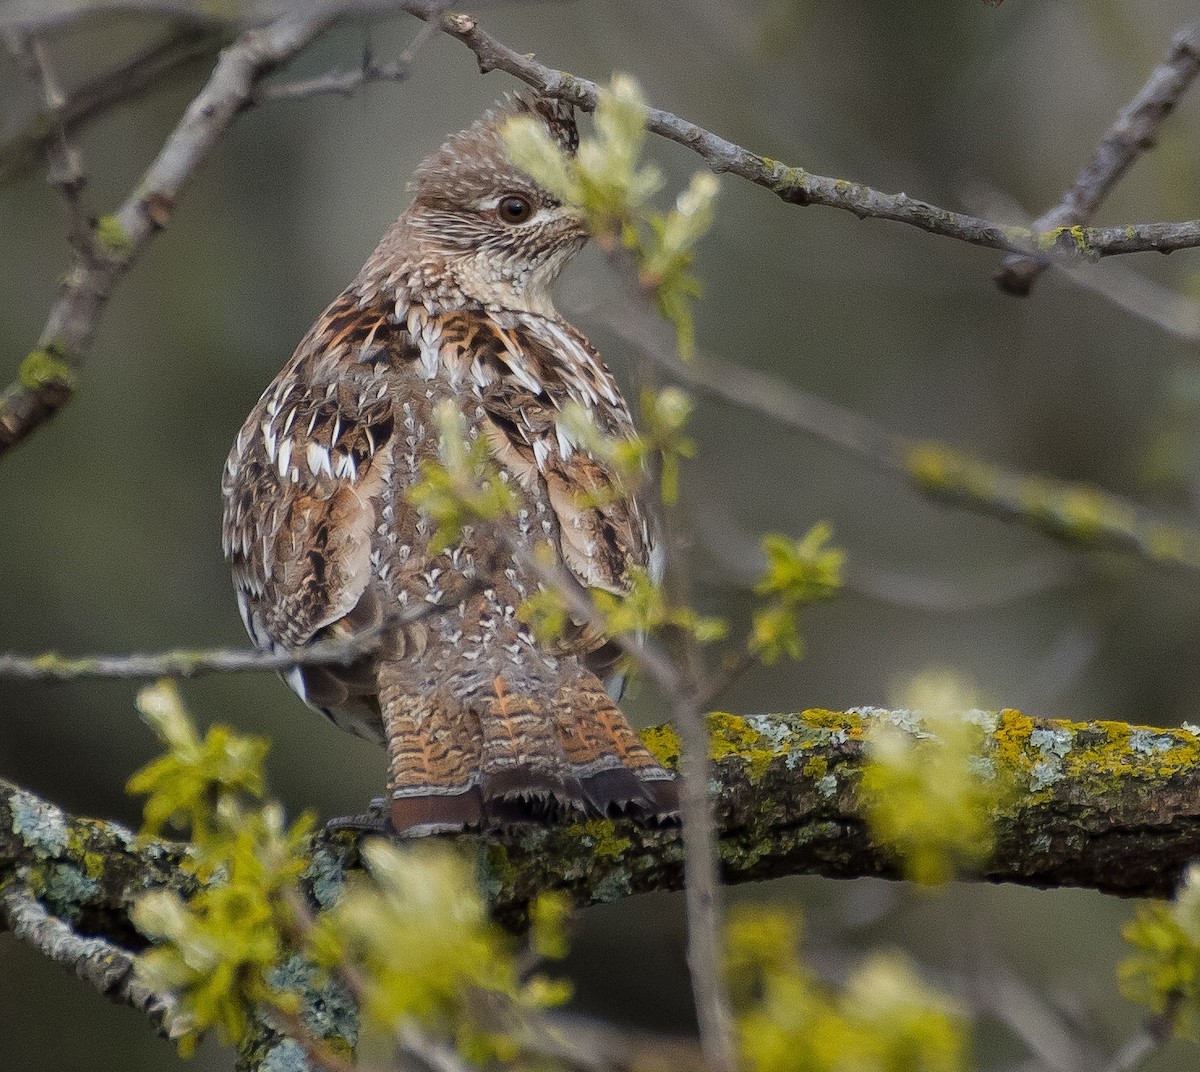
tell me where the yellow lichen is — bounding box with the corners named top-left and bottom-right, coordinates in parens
top-left (798, 708), bottom-right (865, 739)
top-left (988, 709), bottom-right (1038, 788)
top-left (802, 755), bottom-right (828, 779)
top-left (639, 724), bottom-right (681, 768)
top-left (707, 712), bottom-right (780, 781)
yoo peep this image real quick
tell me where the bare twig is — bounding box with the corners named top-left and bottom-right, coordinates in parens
top-left (997, 22), bottom-right (1200, 296)
top-left (0, 9), bottom-right (338, 459)
top-left (969, 957), bottom-right (1101, 1072)
top-left (0, 882), bottom-right (189, 1040)
top-left (496, 407), bottom-right (736, 1069)
top-left (258, 55), bottom-right (412, 101)
top-left (0, 593), bottom-right (464, 681)
top-left (0, 635), bottom-right (378, 682)
top-left (402, 2), bottom-right (1200, 264)
top-left (0, 26), bottom-right (223, 186)
top-left (398, 1023), bottom-right (476, 1072)
top-left (1059, 259), bottom-right (1200, 344)
top-left (1099, 993), bottom-right (1183, 1072)
top-left (589, 303), bottom-right (1200, 577)
top-left (259, 16), bottom-right (440, 102)
top-left (3, 32), bottom-right (96, 256)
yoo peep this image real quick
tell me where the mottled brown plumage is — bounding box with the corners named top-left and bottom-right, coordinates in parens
top-left (222, 96), bottom-right (677, 835)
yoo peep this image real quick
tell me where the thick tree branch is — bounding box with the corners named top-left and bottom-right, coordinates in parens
top-left (6, 706), bottom-right (1198, 1060)
top-left (997, 22), bottom-right (1200, 296)
top-left (5, 707), bottom-right (1199, 950)
top-left (478, 708), bottom-right (1200, 923)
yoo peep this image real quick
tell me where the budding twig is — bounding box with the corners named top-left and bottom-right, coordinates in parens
top-left (404, 2), bottom-right (1200, 265)
top-left (997, 21), bottom-right (1200, 295)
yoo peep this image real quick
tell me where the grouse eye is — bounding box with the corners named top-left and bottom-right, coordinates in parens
top-left (497, 194), bottom-right (534, 225)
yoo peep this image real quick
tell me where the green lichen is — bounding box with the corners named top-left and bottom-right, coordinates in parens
top-left (9, 787), bottom-right (69, 856)
top-left (768, 162), bottom-right (808, 194)
top-left (37, 861), bottom-right (100, 922)
top-left (1001, 224), bottom-right (1033, 249)
top-left (590, 868), bottom-right (633, 903)
top-left (799, 707), bottom-right (865, 739)
top-left (481, 842), bottom-right (520, 901)
top-left (17, 346), bottom-right (75, 393)
top-left (267, 955), bottom-right (358, 1047)
top-left (94, 214), bottom-right (129, 252)
top-left (304, 842), bottom-right (351, 910)
top-left (258, 1038), bottom-right (312, 1072)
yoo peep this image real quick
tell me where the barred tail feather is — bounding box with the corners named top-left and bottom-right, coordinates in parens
top-left (552, 669), bottom-right (679, 819)
top-left (379, 662), bottom-right (679, 836)
top-left (378, 664), bottom-right (485, 837)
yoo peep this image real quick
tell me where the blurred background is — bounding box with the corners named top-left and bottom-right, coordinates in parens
top-left (3, 0), bottom-right (1200, 1068)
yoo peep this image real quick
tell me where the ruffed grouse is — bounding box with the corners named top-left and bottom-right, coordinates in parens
top-left (221, 96), bottom-right (678, 835)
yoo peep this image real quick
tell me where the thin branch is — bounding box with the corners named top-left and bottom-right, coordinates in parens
top-left (3, 31), bottom-right (96, 256)
top-left (0, 635), bottom-right (379, 682)
top-left (0, 876), bottom-right (187, 1038)
top-left (573, 241), bottom-right (737, 1068)
top-left (402, 3), bottom-right (1200, 264)
top-left (0, 595), bottom-right (463, 681)
top-left (997, 22), bottom-right (1200, 296)
top-left (588, 303), bottom-right (1200, 577)
top-left (257, 16), bottom-right (441, 102)
top-left (398, 1023), bottom-right (476, 1072)
top-left (0, 26), bottom-right (224, 186)
top-left (1059, 259), bottom-right (1200, 344)
top-left (969, 957), bottom-right (1101, 1072)
top-left (257, 56), bottom-right (413, 102)
top-left (1099, 993), bottom-right (1182, 1072)
top-left (0, 8), bottom-right (338, 459)
top-left (501, 532), bottom-right (734, 1067)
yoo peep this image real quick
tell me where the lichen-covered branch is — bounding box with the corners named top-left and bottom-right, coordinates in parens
top-left (0, 883), bottom-right (187, 1039)
top-left (0, 779), bottom-right (192, 945)
top-left (5, 707), bottom-right (1200, 1062)
top-left (997, 21), bottom-right (1200, 296)
top-left (0, 25), bottom-right (225, 186)
top-left (476, 709), bottom-right (1200, 925)
top-left (6, 707), bottom-right (1200, 953)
